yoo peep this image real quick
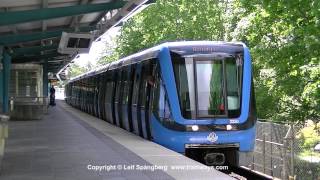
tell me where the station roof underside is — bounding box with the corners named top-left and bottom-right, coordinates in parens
top-left (0, 0), bottom-right (147, 73)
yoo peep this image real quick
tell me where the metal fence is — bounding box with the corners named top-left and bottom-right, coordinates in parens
top-left (246, 120), bottom-right (320, 180)
top-left (9, 96), bottom-right (49, 120)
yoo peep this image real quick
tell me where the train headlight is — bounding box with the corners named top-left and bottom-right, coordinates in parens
top-left (191, 125), bottom-right (199, 131)
top-left (226, 124), bottom-right (232, 130)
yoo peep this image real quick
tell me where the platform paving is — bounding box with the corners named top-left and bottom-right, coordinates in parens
top-left (1, 101), bottom-right (174, 180)
top-left (1, 100), bottom-right (233, 180)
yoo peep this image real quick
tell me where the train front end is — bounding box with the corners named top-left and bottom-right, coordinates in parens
top-left (151, 41), bottom-right (257, 167)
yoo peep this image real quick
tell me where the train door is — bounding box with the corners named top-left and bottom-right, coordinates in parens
top-left (105, 72), bottom-right (113, 123)
top-left (146, 61), bottom-right (157, 140)
top-left (85, 79), bottom-right (88, 112)
top-left (85, 78), bottom-right (89, 113)
top-left (97, 74), bottom-right (101, 119)
top-left (94, 76), bottom-right (99, 117)
top-left (79, 81), bottom-right (83, 110)
top-left (81, 80), bottom-right (84, 111)
top-left (120, 66), bottom-right (131, 131)
top-left (111, 70), bottom-right (118, 125)
top-left (127, 65), bottom-right (135, 132)
top-left (131, 64), bottom-right (142, 136)
top-left (117, 68), bottom-right (125, 129)
top-left (92, 77), bottom-right (96, 116)
top-left (97, 74), bottom-right (103, 119)
top-left (90, 77), bottom-right (94, 115)
top-left (138, 59), bottom-right (155, 139)
top-left (99, 73), bottom-right (107, 120)
top-left (93, 77), bottom-right (96, 116)
top-left (97, 75), bottom-right (101, 118)
top-left (82, 79), bottom-right (86, 111)
top-left (88, 78), bottom-right (93, 114)
top-left (114, 70), bottom-right (122, 127)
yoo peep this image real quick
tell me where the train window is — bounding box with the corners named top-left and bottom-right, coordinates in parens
top-left (153, 70), bottom-right (172, 122)
top-left (115, 71), bottom-right (122, 103)
top-left (127, 66), bottom-right (135, 105)
top-left (172, 54), bottom-right (196, 119)
top-left (139, 66), bottom-right (147, 107)
top-left (132, 66), bottom-right (141, 105)
top-left (196, 60), bottom-right (226, 117)
top-left (139, 60), bottom-right (154, 108)
top-left (105, 81), bottom-right (112, 103)
top-left (100, 74), bottom-right (106, 101)
top-left (158, 82), bottom-right (171, 119)
top-left (172, 52), bottom-right (243, 119)
top-left (105, 72), bottom-right (113, 103)
top-left (225, 56), bottom-right (242, 118)
top-left (121, 67), bottom-right (129, 104)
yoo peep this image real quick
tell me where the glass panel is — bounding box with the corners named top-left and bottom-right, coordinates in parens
top-left (138, 63), bottom-right (150, 107)
top-left (9, 70), bottom-right (39, 98)
top-left (196, 60), bottom-right (225, 117)
top-left (159, 84), bottom-right (171, 119)
top-left (153, 71), bottom-right (172, 122)
top-left (119, 67), bottom-right (127, 104)
top-left (105, 81), bottom-right (112, 103)
top-left (226, 57), bottom-right (242, 117)
top-left (172, 55), bottom-right (196, 119)
top-left (172, 52), bottom-right (243, 119)
top-left (121, 69), bottom-right (128, 104)
top-left (106, 72), bottom-right (114, 103)
top-left (114, 71), bottom-right (121, 103)
top-left (132, 66), bottom-right (140, 105)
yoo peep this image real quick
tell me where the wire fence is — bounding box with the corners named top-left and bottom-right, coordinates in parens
top-left (246, 120), bottom-right (320, 180)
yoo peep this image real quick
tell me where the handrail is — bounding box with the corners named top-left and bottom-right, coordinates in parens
top-left (10, 96), bottom-right (48, 99)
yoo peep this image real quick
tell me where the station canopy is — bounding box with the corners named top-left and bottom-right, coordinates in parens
top-left (0, 0), bottom-right (149, 75)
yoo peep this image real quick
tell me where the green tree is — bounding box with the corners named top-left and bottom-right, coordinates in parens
top-left (97, 33), bottom-right (120, 65)
top-left (232, 0), bottom-right (320, 123)
top-left (104, 0), bottom-right (320, 123)
top-left (68, 63), bottom-right (87, 78)
top-left (115, 0), bottom-right (228, 58)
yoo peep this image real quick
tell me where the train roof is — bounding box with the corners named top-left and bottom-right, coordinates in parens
top-left (68, 41), bottom-right (245, 83)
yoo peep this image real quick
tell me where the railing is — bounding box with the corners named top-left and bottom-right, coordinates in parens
top-left (9, 96), bottom-right (49, 120)
top-left (246, 121), bottom-right (320, 180)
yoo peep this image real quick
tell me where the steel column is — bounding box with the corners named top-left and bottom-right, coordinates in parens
top-left (2, 52), bottom-right (11, 113)
top-left (0, 47), bottom-right (3, 112)
top-left (43, 60), bottom-right (48, 97)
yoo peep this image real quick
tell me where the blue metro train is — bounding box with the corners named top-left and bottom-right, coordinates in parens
top-left (65, 41), bottom-right (257, 166)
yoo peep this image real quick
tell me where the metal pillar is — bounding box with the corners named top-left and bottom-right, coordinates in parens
top-left (43, 60), bottom-right (48, 97)
top-left (2, 51), bottom-right (11, 113)
top-left (0, 46), bottom-right (3, 112)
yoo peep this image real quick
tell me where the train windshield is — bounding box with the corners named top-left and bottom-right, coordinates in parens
top-left (172, 52), bottom-right (243, 119)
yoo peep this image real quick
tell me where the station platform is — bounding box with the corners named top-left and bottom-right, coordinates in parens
top-left (1, 100), bottom-right (233, 180)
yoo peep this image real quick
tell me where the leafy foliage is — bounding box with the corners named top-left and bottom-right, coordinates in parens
top-left (297, 120), bottom-right (320, 150)
top-left (232, 0), bottom-right (320, 122)
top-left (115, 0), bottom-right (228, 58)
top-left (68, 61), bottom-right (94, 79)
top-left (103, 0), bottom-right (319, 123)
